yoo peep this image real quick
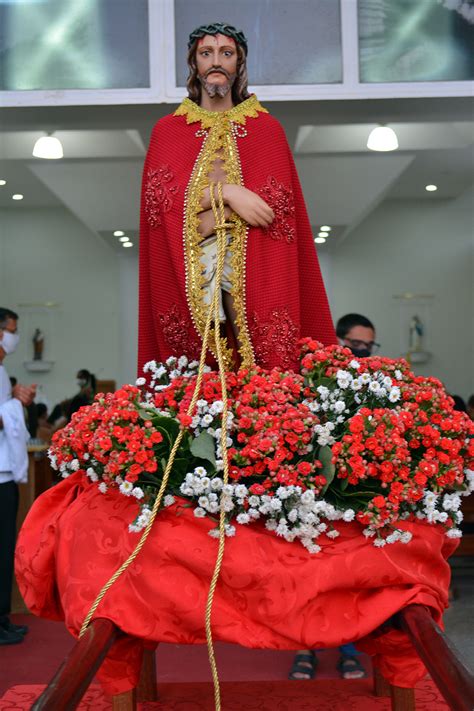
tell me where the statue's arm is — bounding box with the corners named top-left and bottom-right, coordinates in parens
top-left (200, 184), bottom-right (274, 228)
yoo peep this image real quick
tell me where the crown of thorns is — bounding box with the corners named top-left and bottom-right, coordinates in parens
top-left (188, 23), bottom-right (248, 55)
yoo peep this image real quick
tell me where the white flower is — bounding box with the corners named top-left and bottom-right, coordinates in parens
top-left (446, 528), bottom-right (462, 539)
top-left (288, 509), bottom-right (298, 523)
top-left (333, 400), bottom-right (346, 414)
top-left (326, 529), bottom-right (340, 539)
top-left (119, 481), bottom-right (134, 496)
top-left (209, 401), bottom-right (224, 415)
top-left (201, 414), bottom-right (213, 426)
top-left (437, 511), bottom-right (448, 523)
top-left (442, 493), bottom-right (461, 511)
top-left (400, 531), bottom-right (412, 544)
top-left (234, 484), bottom-right (248, 498)
top-left (225, 524), bottom-right (236, 537)
top-left (70, 459), bottom-right (80, 471)
top-left (178, 355), bottom-right (188, 369)
top-left (351, 379), bottom-right (362, 391)
top-left (236, 513), bottom-right (250, 525)
top-left (369, 381), bottom-right (381, 394)
top-left (132, 487), bottom-right (144, 499)
top-left (98, 482), bottom-right (108, 494)
top-left (301, 540), bottom-right (321, 554)
top-left (270, 498), bottom-right (283, 511)
top-left (164, 495), bottom-right (175, 507)
top-left (388, 387), bottom-right (401, 403)
top-left (359, 373), bottom-right (371, 386)
top-left (350, 360), bottom-right (361, 370)
top-left (336, 370), bottom-right (353, 389)
top-left (166, 356), bottom-right (177, 366)
top-left (343, 509), bottom-right (355, 522)
top-left (135, 377), bottom-right (146, 386)
top-left (194, 466), bottom-right (207, 477)
top-left (301, 490), bottom-right (315, 505)
top-left (394, 369), bottom-right (403, 380)
top-left (373, 538), bottom-right (386, 547)
top-left (362, 527), bottom-right (376, 538)
top-left (317, 385), bottom-right (329, 399)
top-left (194, 507), bottom-right (207, 518)
top-left (210, 478), bottom-right (223, 491)
top-left (86, 467), bottom-right (98, 482)
top-left (423, 491), bottom-right (438, 508)
top-left (198, 496), bottom-right (210, 508)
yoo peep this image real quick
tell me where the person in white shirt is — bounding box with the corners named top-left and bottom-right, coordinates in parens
top-left (0, 308), bottom-right (35, 645)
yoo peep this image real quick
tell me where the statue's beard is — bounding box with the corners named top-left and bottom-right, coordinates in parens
top-left (198, 68), bottom-right (237, 98)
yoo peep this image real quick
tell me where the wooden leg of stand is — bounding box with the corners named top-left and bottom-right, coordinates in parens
top-left (137, 648), bottom-right (158, 701)
top-left (390, 685), bottom-right (416, 711)
top-left (112, 688), bottom-right (137, 711)
top-left (373, 667), bottom-right (391, 697)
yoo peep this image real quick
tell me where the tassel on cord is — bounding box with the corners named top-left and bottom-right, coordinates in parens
top-left (79, 181), bottom-right (231, 711)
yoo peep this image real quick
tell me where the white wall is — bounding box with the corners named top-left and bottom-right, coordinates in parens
top-left (0, 207), bottom-right (120, 407)
top-left (118, 253), bottom-right (139, 387)
top-left (331, 188), bottom-right (474, 397)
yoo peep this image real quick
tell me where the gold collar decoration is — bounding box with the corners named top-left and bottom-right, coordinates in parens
top-left (174, 94), bottom-right (268, 129)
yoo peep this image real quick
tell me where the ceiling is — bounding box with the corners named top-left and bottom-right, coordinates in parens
top-left (0, 97), bottom-right (472, 255)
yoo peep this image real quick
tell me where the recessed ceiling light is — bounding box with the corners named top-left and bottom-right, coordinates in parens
top-left (425, 184), bottom-right (437, 192)
top-left (0, 180), bottom-right (6, 186)
top-left (119, 236), bottom-right (129, 242)
top-left (320, 225), bottom-right (331, 232)
top-left (123, 241), bottom-right (133, 248)
top-left (315, 237), bottom-right (326, 244)
top-left (33, 135), bottom-right (63, 159)
top-left (114, 230), bottom-right (125, 237)
top-left (367, 126), bottom-right (398, 152)
top-left (12, 194), bottom-right (24, 200)
top-left (318, 231), bottom-right (328, 238)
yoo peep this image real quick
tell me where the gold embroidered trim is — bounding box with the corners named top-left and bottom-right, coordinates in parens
top-left (182, 109), bottom-right (256, 370)
top-left (174, 94), bottom-right (268, 129)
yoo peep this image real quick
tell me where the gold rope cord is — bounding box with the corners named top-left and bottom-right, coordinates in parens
top-left (183, 113), bottom-right (255, 370)
top-left (79, 181), bottom-right (232, 711)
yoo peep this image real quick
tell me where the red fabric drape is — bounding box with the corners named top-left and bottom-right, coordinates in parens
top-left (138, 105), bottom-right (336, 375)
top-left (16, 474), bottom-right (456, 695)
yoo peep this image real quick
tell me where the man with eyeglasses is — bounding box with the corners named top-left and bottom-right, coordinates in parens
top-left (336, 313), bottom-right (380, 358)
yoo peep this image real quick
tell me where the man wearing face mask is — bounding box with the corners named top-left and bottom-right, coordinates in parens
top-left (336, 313), bottom-right (380, 359)
top-left (0, 308), bottom-right (35, 645)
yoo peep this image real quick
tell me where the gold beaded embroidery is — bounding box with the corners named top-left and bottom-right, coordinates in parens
top-left (178, 97), bottom-right (267, 370)
top-left (174, 95), bottom-right (267, 129)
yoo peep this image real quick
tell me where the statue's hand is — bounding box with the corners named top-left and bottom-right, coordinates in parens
top-left (223, 184), bottom-right (274, 227)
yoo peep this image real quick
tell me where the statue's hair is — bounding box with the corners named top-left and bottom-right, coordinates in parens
top-left (186, 40), bottom-right (250, 105)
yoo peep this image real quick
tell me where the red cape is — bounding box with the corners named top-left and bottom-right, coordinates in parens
top-left (138, 98), bottom-right (336, 374)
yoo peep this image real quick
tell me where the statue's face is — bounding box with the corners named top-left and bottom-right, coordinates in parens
top-left (196, 33), bottom-right (238, 98)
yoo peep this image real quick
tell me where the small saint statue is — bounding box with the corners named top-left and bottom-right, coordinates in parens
top-left (33, 328), bottom-right (44, 361)
top-left (409, 315), bottom-right (423, 353)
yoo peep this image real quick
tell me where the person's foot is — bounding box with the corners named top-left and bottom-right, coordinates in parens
top-left (288, 650), bottom-right (318, 680)
top-left (0, 616), bottom-right (28, 636)
top-left (338, 654), bottom-right (366, 679)
top-left (0, 626), bottom-right (25, 646)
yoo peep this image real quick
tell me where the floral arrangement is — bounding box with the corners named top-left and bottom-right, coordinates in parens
top-left (49, 340), bottom-right (474, 552)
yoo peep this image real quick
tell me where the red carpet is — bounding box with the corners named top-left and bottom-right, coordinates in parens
top-left (0, 679), bottom-right (449, 710)
top-left (0, 615), bottom-right (371, 694)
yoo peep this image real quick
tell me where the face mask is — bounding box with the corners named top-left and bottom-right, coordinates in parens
top-left (350, 347), bottom-right (371, 359)
top-left (0, 331), bottom-right (20, 355)
top-left (77, 378), bottom-right (87, 388)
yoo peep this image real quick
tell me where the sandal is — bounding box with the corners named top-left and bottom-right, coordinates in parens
top-left (288, 650), bottom-right (318, 680)
top-left (337, 654), bottom-right (366, 679)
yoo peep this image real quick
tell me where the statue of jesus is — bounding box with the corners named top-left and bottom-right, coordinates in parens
top-left (138, 22), bottom-right (335, 372)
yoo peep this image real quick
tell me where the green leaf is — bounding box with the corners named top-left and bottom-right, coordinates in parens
top-left (339, 477), bottom-right (350, 491)
top-left (319, 445), bottom-right (336, 495)
top-left (190, 431), bottom-right (216, 465)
